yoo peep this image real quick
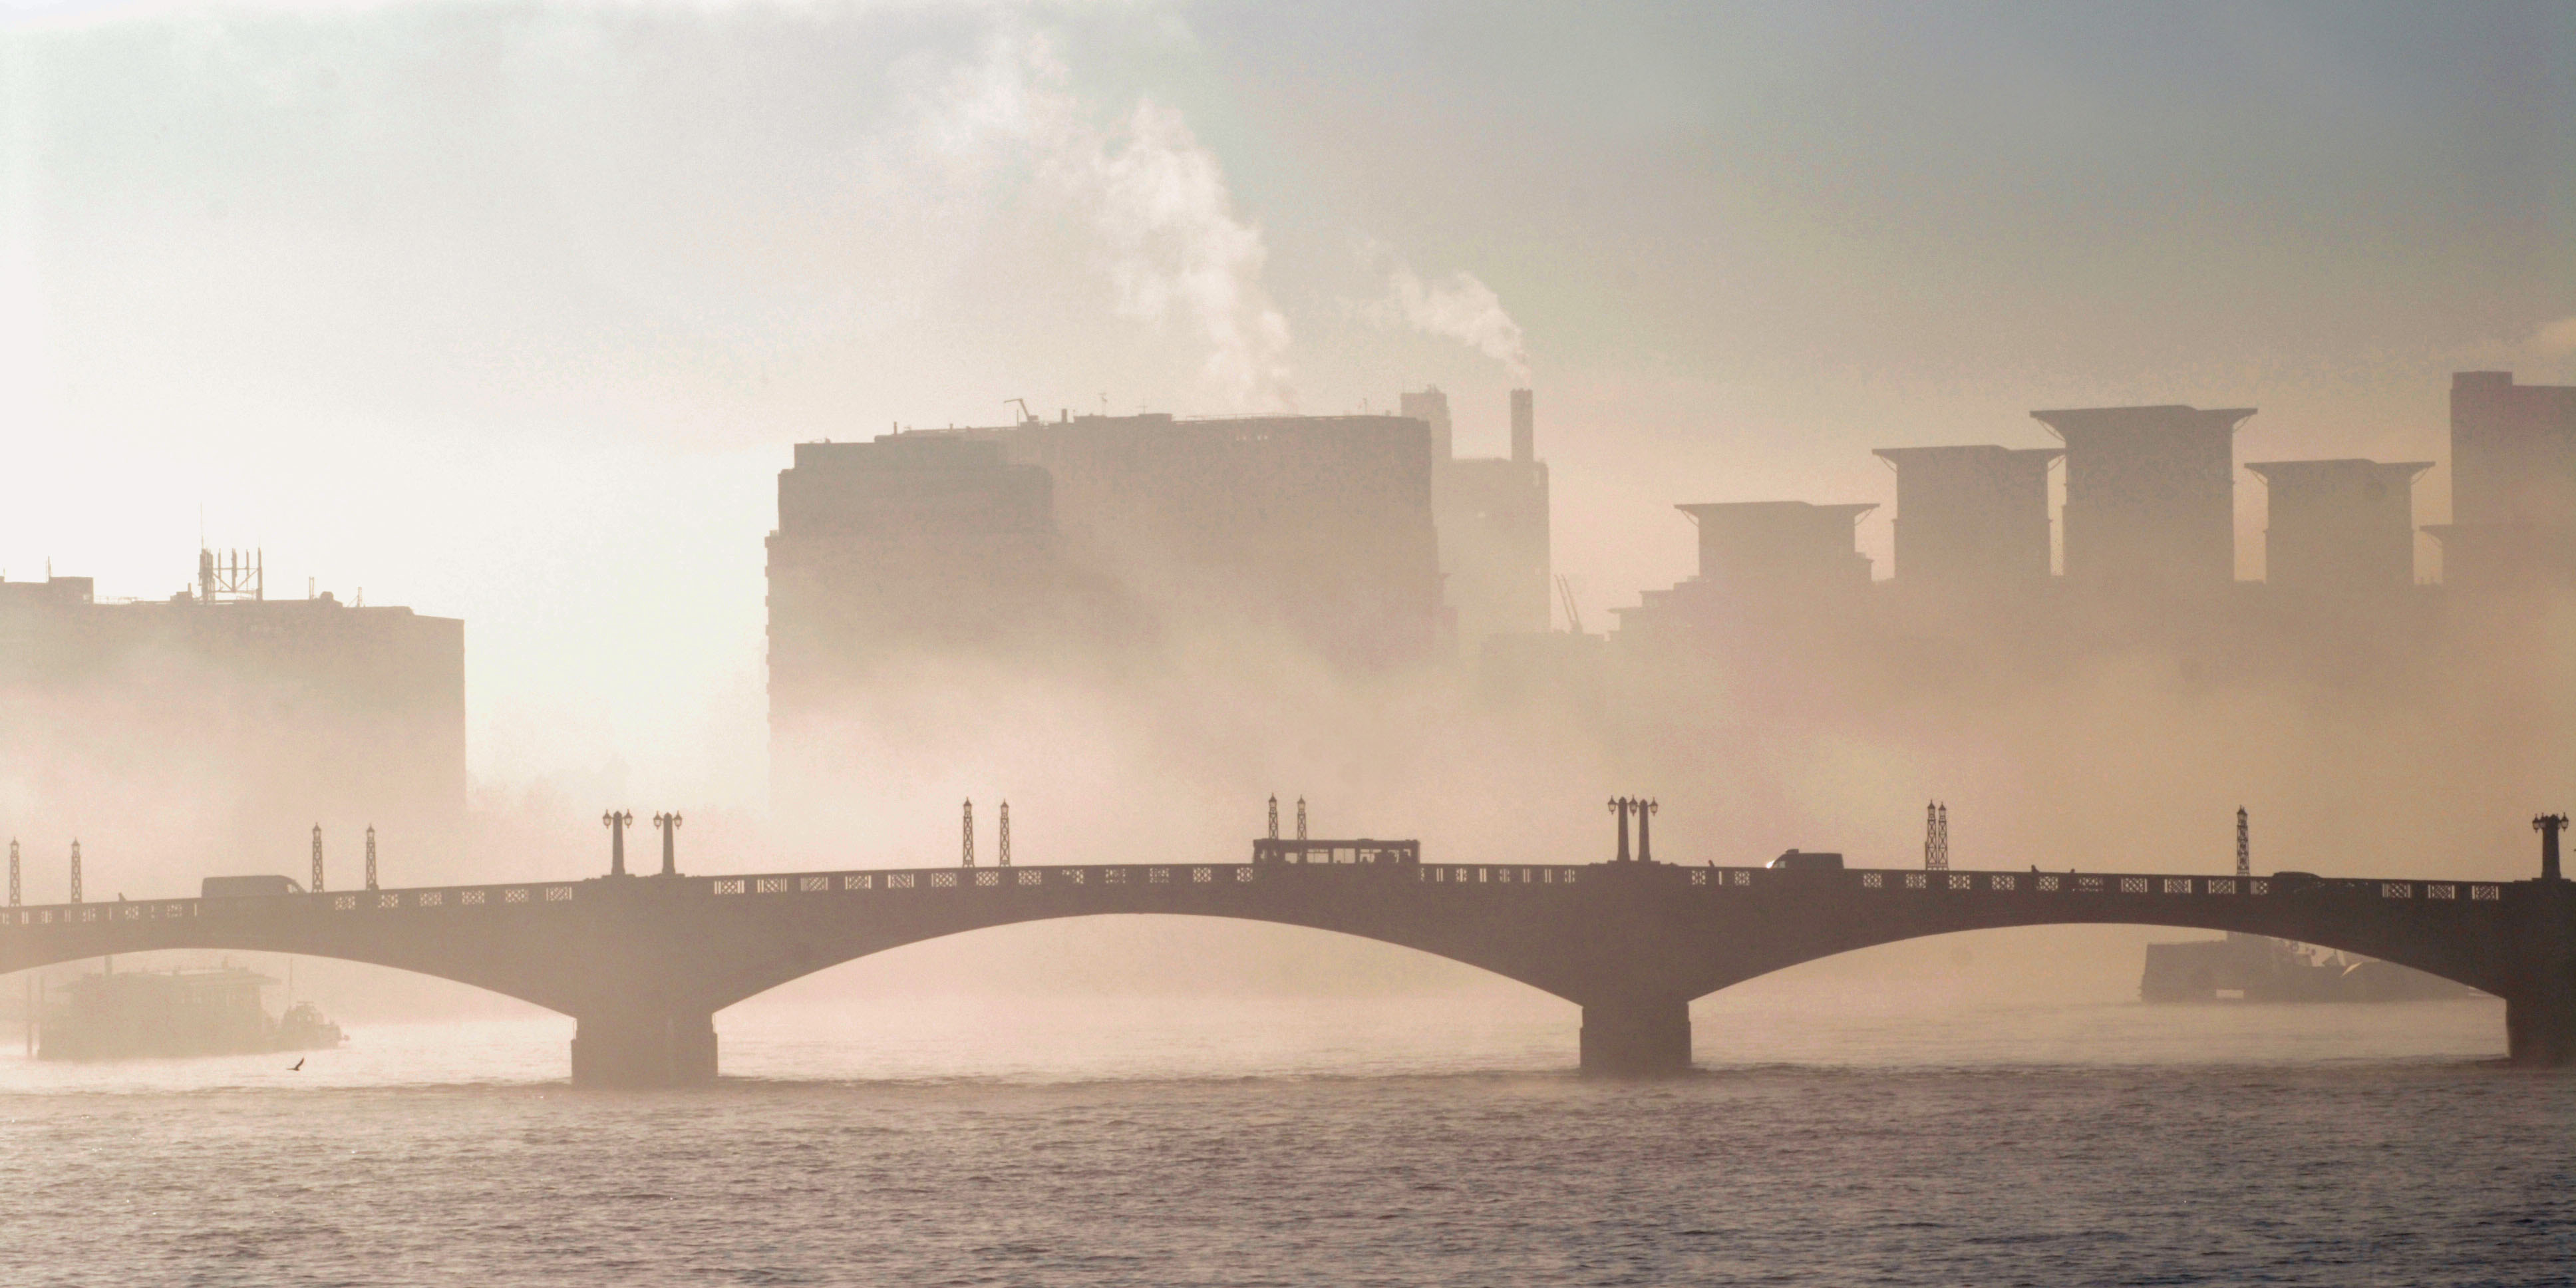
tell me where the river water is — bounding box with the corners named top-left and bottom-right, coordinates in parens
top-left (3, 989), bottom-right (2569, 1286)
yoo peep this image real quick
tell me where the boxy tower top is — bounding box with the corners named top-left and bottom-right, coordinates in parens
top-left (2032, 404), bottom-right (2255, 597)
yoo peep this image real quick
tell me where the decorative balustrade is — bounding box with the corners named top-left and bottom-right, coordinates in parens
top-left (0, 859), bottom-right (2523, 932)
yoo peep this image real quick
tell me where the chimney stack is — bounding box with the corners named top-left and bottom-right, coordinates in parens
top-left (1510, 388), bottom-right (1534, 464)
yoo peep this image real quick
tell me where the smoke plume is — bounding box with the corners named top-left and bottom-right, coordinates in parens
top-left (1372, 260), bottom-right (1530, 385)
top-left (1075, 102), bottom-right (1295, 410)
top-left (913, 31), bottom-right (1294, 410)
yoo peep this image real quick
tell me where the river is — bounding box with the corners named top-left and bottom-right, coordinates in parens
top-left (1, 989), bottom-right (2568, 1285)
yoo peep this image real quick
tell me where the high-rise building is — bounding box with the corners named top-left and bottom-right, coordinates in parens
top-left (766, 408), bottom-right (1443, 727)
top-left (1400, 387), bottom-right (1455, 464)
top-left (984, 412), bottom-right (1442, 666)
top-left (1871, 445), bottom-right (2060, 592)
top-left (1421, 387), bottom-right (1551, 648)
top-left (2033, 404), bottom-right (2253, 596)
top-left (1677, 501), bottom-right (1877, 595)
top-left (764, 433), bottom-right (1061, 691)
top-left (0, 560), bottom-right (464, 875)
top-left (1609, 501), bottom-right (1874, 646)
top-left (2430, 371), bottom-right (2576, 589)
top-left (2245, 459), bottom-right (2432, 594)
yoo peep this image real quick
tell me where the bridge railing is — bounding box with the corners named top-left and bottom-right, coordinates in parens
top-left (0, 863), bottom-right (2514, 931)
top-left (0, 880), bottom-right (586, 928)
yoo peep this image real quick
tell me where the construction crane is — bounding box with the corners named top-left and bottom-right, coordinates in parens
top-left (1005, 398), bottom-right (1039, 425)
top-left (1556, 574), bottom-right (1584, 635)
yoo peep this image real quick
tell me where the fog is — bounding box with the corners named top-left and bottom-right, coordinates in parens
top-left (4, 0), bottom-right (2573, 1046)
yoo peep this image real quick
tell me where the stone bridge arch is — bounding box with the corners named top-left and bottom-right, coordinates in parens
top-left (1, 860), bottom-right (2564, 1083)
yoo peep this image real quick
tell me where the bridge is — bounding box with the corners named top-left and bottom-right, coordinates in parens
top-left (4, 843), bottom-right (2571, 1084)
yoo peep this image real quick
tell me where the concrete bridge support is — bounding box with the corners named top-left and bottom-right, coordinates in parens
top-left (571, 1011), bottom-right (719, 1088)
top-left (2503, 879), bottom-right (2575, 1068)
top-left (2505, 995), bottom-right (2575, 1067)
top-left (1579, 997), bottom-right (1692, 1076)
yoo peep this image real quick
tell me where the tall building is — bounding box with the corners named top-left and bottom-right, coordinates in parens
top-left (764, 434), bottom-right (1062, 691)
top-left (1677, 502), bottom-right (1876, 595)
top-left (0, 559), bottom-right (464, 875)
top-left (984, 412), bottom-right (1442, 666)
top-left (2033, 404), bottom-right (2253, 597)
top-left (1871, 445), bottom-right (2060, 592)
top-left (1611, 501), bottom-right (1873, 646)
top-left (2245, 459), bottom-right (2432, 594)
top-left (766, 408), bottom-right (1442, 711)
top-left (1400, 387), bottom-right (1454, 463)
top-left (2430, 371), bottom-right (2576, 589)
top-left (1419, 386), bottom-right (1551, 648)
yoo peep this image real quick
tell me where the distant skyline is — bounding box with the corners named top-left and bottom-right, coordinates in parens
top-left (5, 0), bottom-right (2571, 802)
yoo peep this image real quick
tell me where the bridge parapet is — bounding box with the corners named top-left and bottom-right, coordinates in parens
top-left (0, 863), bottom-right (2531, 927)
top-left (2, 859), bottom-right (2563, 1080)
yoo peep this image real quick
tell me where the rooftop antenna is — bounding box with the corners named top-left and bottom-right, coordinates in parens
top-left (1925, 802), bottom-right (1949, 871)
top-left (1556, 574), bottom-right (1584, 635)
top-left (7, 838), bottom-right (16, 906)
top-left (2236, 807), bottom-right (2250, 878)
top-left (365, 825), bottom-right (378, 890)
top-left (200, 547), bottom-right (263, 603)
top-left (310, 825), bottom-right (323, 893)
top-left (1296, 797), bottom-right (1307, 840)
top-left (998, 802), bottom-right (1011, 866)
top-left (69, 840), bottom-right (81, 904)
top-left (962, 800), bottom-right (975, 866)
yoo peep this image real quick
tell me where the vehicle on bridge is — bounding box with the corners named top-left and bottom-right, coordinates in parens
top-left (1251, 838), bottom-right (1420, 866)
top-left (1767, 850), bottom-right (1844, 873)
top-left (201, 875), bottom-right (306, 899)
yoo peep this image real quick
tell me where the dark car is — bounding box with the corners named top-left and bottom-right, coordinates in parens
top-left (200, 875), bottom-right (307, 899)
top-left (1768, 850), bottom-right (1846, 872)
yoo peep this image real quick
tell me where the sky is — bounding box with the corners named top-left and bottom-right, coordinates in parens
top-left (4, 0), bottom-right (2573, 808)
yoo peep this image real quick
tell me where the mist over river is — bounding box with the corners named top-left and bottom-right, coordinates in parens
top-left (3, 991), bottom-right (2567, 1286)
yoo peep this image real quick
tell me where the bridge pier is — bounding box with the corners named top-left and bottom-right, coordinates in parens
top-left (570, 1011), bottom-right (718, 1087)
top-left (1579, 997), bottom-right (1691, 1076)
top-left (2505, 995), bottom-right (2575, 1067)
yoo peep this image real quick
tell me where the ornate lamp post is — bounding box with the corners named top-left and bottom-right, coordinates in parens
top-left (603, 810), bottom-right (633, 877)
top-left (654, 812), bottom-right (683, 877)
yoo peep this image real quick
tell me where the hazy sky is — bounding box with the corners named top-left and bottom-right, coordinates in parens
top-left (5, 0), bottom-right (2572, 805)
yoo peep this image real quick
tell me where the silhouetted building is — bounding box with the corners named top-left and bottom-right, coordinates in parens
top-left (1614, 501), bottom-right (1876, 648)
top-left (1400, 387), bottom-right (1454, 463)
top-left (2245, 458), bottom-right (2432, 594)
top-left (0, 562), bottom-right (465, 867)
top-left (765, 434), bottom-right (1061, 687)
top-left (1679, 501), bottom-right (1876, 595)
top-left (983, 412), bottom-right (1442, 666)
top-left (1871, 445), bottom-right (2060, 592)
top-left (1416, 386), bottom-right (1551, 649)
top-left (768, 408), bottom-right (1440, 695)
top-left (2430, 371), bottom-right (2576, 589)
top-left (2034, 404), bottom-right (2253, 597)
